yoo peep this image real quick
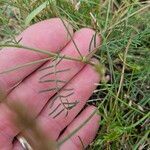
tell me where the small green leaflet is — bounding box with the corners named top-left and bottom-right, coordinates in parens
top-left (25, 1), bottom-right (51, 26)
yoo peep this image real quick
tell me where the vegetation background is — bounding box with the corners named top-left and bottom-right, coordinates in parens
top-left (0, 0), bottom-right (150, 149)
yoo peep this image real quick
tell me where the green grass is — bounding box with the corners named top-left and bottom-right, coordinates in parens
top-left (0, 0), bottom-right (150, 149)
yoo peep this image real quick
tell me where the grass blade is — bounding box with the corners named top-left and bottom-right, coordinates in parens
top-left (25, 1), bottom-right (48, 26)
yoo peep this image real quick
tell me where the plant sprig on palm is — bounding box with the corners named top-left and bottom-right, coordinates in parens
top-left (38, 55), bottom-right (78, 118)
top-left (0, 8), bottom-right (106, 120)
top-left (0, 26), bottom-right (105, 118)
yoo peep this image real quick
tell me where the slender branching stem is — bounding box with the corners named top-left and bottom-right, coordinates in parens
top-left (0, 44), bottom-right (101, 66)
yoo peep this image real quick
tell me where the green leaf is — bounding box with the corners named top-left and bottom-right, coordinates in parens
top-left (25, 1), bottom-right (48, 26)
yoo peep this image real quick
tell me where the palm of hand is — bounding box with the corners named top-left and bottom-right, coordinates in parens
top-left (0, 18), bottom-right (101, 150)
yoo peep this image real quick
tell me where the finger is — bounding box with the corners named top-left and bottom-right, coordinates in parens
top-left (0, 134), bottom-right (12, 150)
top-left (0, 18), bottom-right (73, 93)
top-left (13, 106), bottom-right (100, 150)
top-left (58, 106), bottom-right (100, 150)
top-left (36, 61), bottom-right (100, 140)
top-left (7, 28), bottom-right (101, 117)
top-left (0, 104), bottom-right (16, 149)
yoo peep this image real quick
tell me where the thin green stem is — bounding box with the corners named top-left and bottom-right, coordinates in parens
top-left (0, 58), bottom-right (51, 74)
top-left (0, 44), bottom-right (97, 67)
top-left (104, 0), bottom-right (111, 31)
top-left (57, 108), bottom-right (98, 147)
top-left (125, 112), bottom-right (150, 130)
top-left (106, 4), bottom-right (150, 31)
top-left (60, 18), bottom-right (83, 58)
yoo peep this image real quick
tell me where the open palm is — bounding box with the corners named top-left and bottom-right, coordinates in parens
top-left (0, 18), bottom-right (101, 150)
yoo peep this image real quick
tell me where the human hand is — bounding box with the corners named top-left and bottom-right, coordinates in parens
top-left (0, 18), bottom-right (101, 150)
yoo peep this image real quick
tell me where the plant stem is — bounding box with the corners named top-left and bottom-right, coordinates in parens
top-left (0, 44), bottom-right (99, 66)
